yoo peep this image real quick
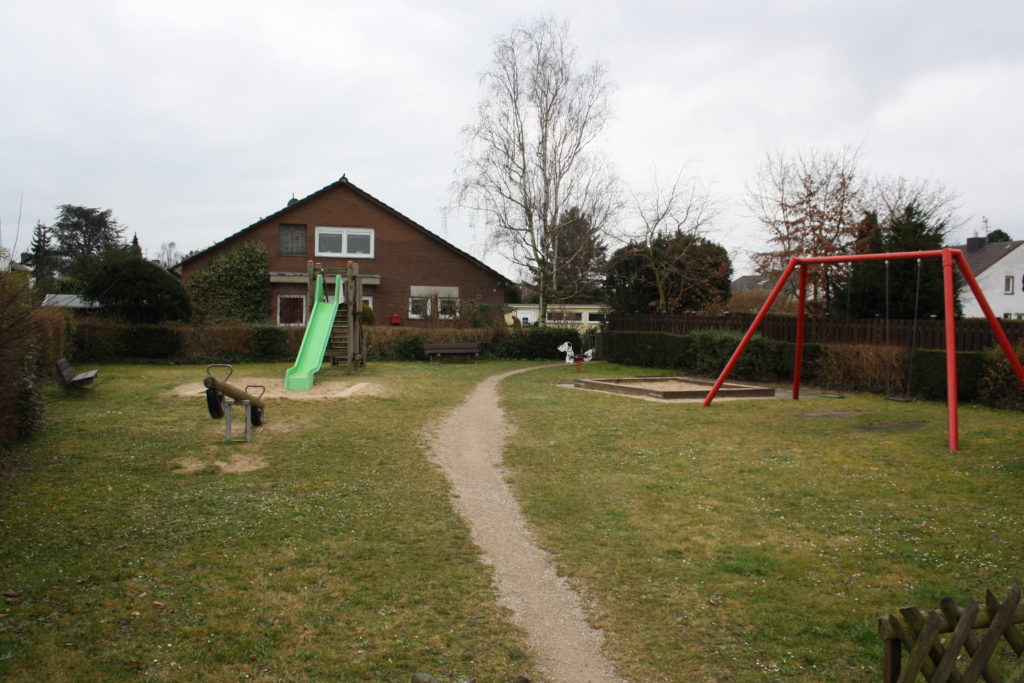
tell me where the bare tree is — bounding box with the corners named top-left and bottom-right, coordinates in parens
top-left (868, 175), bottom-right (964, 233)
top-left (612, 170), bottom-right (726, 313)
top-left (747, 146), bottom-right (864, 304)
top-left (453, 17), bottom-right (618, 323)
top-left (155, 242), bottom-right (184, 268)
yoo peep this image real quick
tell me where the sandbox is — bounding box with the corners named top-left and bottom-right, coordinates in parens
top-left (574, 376), bottom-right (775, 400)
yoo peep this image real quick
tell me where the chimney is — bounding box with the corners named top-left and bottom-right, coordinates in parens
top-left (966, 236), bottom-right (986, 252)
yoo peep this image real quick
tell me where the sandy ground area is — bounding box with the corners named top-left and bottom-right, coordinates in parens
top-left (168, 378), bottom-right (386, 400)
top-left (427, 367), bottom-right (621, 683)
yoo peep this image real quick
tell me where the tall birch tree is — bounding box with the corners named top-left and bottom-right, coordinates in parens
top-left (453, 17), bottom-right (617, 323)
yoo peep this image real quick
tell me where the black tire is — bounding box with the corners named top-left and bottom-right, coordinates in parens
top-left (206, 388), bottom-right (225, 419)
top-left (250, 407), bottom-right (264, 427)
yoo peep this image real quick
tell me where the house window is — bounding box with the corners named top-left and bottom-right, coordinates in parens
top-left (1005, 276), bottom-right (1015, 295)
top-left (587, 312), bottom-right (607, 323)
top-left (408, 285), bottom-right (459, 320)
top-left (278, 295), bottom-right (306, 325)
top-left (315, 227), bottom-right (374, 258)
top-left (279, 224), bottom-right (306, 257)
top-left (547, 310), bottom-right (583, 322)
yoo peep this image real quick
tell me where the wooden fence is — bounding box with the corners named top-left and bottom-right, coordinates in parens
top-left (608, 314), bottom-right (1024, 353)
top-left (879, 585), bottom-right (1024, 682)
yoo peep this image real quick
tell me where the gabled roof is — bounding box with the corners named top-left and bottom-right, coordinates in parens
top-left (952, 240), bottom-right (1024, 276)
top-left (732, 274), bottom-right (774, 291)
top-left (175, 176), bottom-right (509, 283)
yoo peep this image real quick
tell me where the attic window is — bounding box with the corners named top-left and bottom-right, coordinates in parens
top-left (279, 224), bottom-right (306, 257)
top-left (1005, 276), bottom-right (1015, 295)
top-left (315, 227), bottom-right (374, 258)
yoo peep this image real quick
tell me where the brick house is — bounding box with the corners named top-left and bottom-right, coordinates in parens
top-left (176, 176), bottom-right (508, 326)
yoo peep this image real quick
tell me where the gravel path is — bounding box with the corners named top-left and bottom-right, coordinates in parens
top-left (427, 367), bottom-right (621, 683)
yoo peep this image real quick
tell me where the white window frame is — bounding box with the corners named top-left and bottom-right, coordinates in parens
top-left (407, 296), bottom-right (459, 320)
top-left (314, 226), bottom-right (375, 258)
top-left (277, 294), bottom-right (307, 326)
top-left (1005, 275), bottom-right (1015, 295)
top-left (408, 297), bottom-right (429, 320)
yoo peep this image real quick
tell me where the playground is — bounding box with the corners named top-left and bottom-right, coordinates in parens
top-left (1, 359), bottom-right (1022, 681)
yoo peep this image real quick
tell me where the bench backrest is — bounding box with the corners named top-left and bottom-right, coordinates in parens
top-left (424, 343), bottom-right (480, 352)
top-left (55, 358), bottom-right (75, 382)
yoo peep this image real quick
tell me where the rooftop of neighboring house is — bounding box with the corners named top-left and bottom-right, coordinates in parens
top-left (41, 294), bottom-right (100, 309)
top-left (952, 236), bottom-right (1024, 276)
top-left (732, 274), bottom-right (774, 291)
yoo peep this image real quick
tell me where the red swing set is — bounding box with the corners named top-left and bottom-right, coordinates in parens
top-left (703, 248), bottom-right (1024, 450)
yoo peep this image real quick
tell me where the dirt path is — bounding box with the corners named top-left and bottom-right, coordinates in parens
top-left (427, 367), bottom-right (621, 683)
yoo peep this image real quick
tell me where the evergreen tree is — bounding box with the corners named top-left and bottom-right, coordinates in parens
top-left (129, 233), bottom-right (143, 257)
top-left (843, 204), bottom-right (955, 319)
top-left (76, 247), bottom-right (191, 323)
top-left (606, 234), bottom-right (731, 313)
top-left (28, 222), bottom-right (58, 287)
top-left (545, 207), bottom-right (607, 303)
top-left (51, 204), bottom-right (125, 272)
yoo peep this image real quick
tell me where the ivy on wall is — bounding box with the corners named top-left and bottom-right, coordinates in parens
top-left (188, 242), bottom-right (270, 323)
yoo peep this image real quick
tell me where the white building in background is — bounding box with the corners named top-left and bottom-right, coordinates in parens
top-left (955, 237), bottom-right (1024, 319)
top-left (511, 303), bottom-right (608, 332)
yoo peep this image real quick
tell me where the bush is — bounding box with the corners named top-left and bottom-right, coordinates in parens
top-left (394, 334), bottom-right (426, 361)
top-left (977, 340), bottom-right (1024, 410)
top-left (603, 332), bottom-right (692, 369)
top-left (188, 242), bottom-right (270, 323)
top-left (122, 325), bottom-right (183, 358)
top-left (361, 303), bottom-right (375, 326)
top-left (496, 327), bottom-right (583, 360)
top-left (0, 272), bottom-right (46, 450)
top-left (250, 325), bottom-right (290, 360)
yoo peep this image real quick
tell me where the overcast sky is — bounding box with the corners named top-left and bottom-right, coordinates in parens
top-left (2, 0), bottom-right (1021, 278)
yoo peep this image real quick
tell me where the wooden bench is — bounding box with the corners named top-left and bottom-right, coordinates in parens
top-left (423, 343), bottom-right (480, 362)
top-left (55, 358), bottom-right (99, 390)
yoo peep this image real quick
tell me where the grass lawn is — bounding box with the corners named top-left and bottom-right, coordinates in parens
top-left (499, 363), bottom-right (1024, 681)
top-left (1, 360), bottom-right (1021, 681)
top-left (0, 361), bottom-right (540, 681)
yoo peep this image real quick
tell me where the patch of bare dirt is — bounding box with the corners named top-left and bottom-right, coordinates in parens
top-left (426, 366), bottom-right (621, 683)
top-left (168, 378), bottom-right (386, 400)
top-left (172, 451), bottom-right (268, 474)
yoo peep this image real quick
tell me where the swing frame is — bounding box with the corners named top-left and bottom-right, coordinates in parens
top-left (703, 248), bottom-right (1024, 451)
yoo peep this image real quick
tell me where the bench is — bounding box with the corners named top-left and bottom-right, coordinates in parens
top-left (423, 343), bottom-right (480, 363)
top-left (55, 358), bottom-right (99, 390)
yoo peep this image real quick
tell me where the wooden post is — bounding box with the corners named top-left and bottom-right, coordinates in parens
top-left (306, 260), bottom-right (315, 323)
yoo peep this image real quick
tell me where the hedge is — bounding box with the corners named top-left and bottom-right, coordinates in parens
top-left (71, 321), bottom-right (295, 363)
top-left (602, 330), bottom-right (994, 402)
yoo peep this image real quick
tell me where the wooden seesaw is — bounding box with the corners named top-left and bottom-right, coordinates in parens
top-left (203, 364), bottom-right (266, 443)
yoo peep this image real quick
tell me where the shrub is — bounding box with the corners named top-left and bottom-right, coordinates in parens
top-left (71, 320), bottom-right (124, 362)
top-left (977, 340), bottom-right (1024, 410)
top-left (496, 327), bottom-right (583, 360)
top-left (603, 332), bottom-right (691, 369)
top-left (361, 303), bottom-right (375, 326)
top-left (687, 330), bottom-right (746, 376)
top-left (122, 325), bottom-right (183, 358)
top-left (188, 242), bottom-right (270, 323)
top-left (0, 272), bottom-right (46, 450)
top-left (249, 325), bottom-right (290, 360)
top-left (394, 334), bottom-right (426, 361)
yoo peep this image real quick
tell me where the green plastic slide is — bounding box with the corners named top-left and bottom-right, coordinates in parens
top-left (284, 274), bottom-right (341, 391)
